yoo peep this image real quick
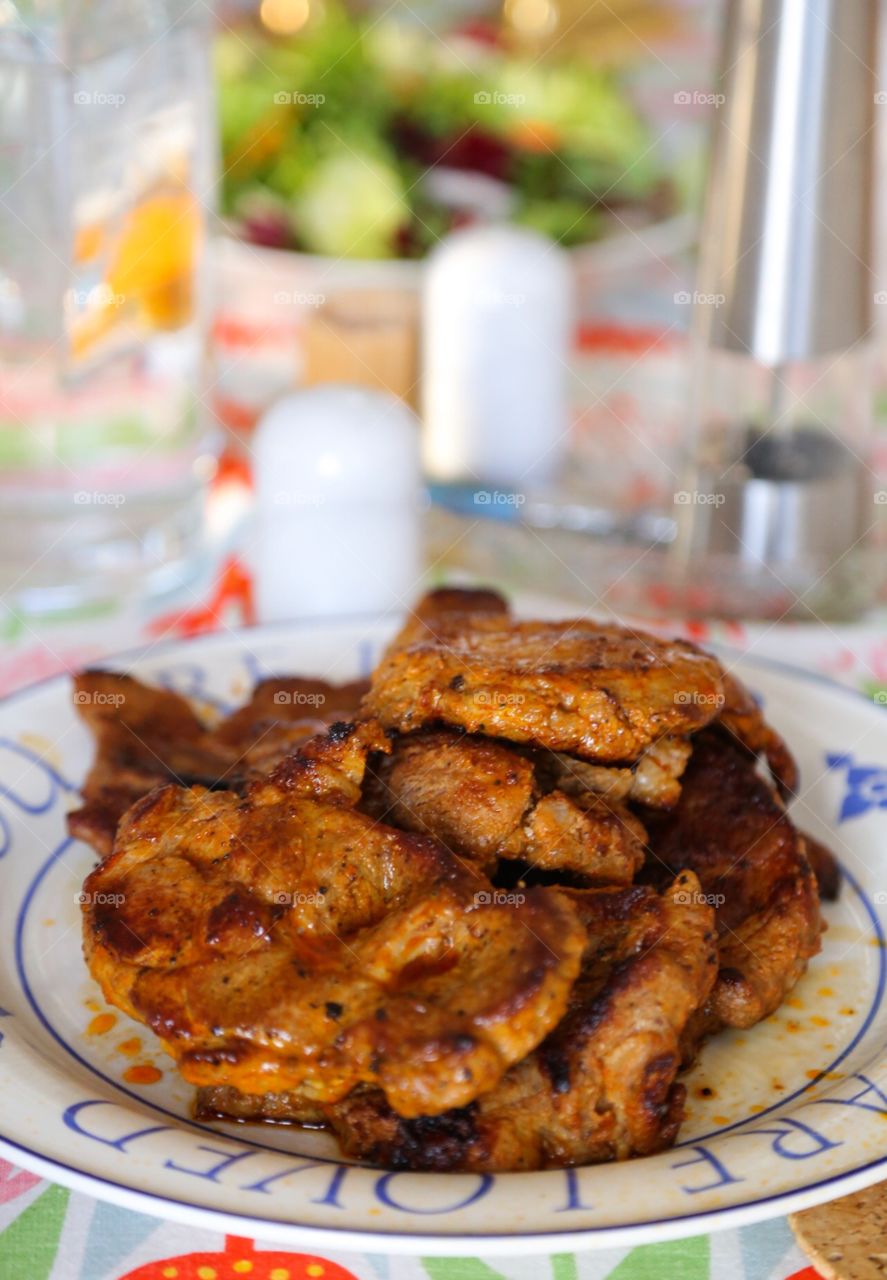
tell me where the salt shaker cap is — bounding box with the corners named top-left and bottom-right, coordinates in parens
top-left (253, 385), bottom-right (420, 506)
top-left (426, 223), bottom-right (572, 292)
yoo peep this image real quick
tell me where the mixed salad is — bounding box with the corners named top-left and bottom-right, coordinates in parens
top-left (216, 3), bottom-right (672, 260)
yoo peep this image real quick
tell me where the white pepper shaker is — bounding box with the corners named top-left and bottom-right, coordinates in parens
top-left (422, 225), bottom-right (573, 489)
top-left (252, 386), bottom-right (421, 620)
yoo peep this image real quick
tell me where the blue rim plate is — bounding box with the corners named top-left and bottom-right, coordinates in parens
top-left (0, 615), bottom-right (885, 1256)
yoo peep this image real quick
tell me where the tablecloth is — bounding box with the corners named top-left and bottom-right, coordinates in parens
top-left (0, 1178), bottom-right (827, 1280)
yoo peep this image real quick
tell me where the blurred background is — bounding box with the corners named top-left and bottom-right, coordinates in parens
top-left (3, 0), bottom-right (887, 691)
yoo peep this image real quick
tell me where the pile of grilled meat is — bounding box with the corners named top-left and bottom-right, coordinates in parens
top-left (72, 588), bottom-right (839, 1171)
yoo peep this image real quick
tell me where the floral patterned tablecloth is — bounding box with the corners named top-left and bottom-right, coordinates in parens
top-left (0, 1174), bottom-right (829, 1280)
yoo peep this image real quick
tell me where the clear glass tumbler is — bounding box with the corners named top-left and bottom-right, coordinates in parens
top-left (0, 0), bottom-right (216, 624)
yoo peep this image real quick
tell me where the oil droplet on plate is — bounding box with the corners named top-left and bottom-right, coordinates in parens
top-left (123, 1064), bottom-right (162, 1085)
top-left (116, 1037), bottom-right (141, 1057)
top-left (87, 1013), bottom-right (116, 1036)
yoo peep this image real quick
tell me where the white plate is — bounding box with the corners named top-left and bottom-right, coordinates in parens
top-left (1, 617), bottom-right (886, 1256)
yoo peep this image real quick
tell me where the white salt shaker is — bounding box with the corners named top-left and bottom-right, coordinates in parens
top-left (422, 224), bottom-right (573, 489)
top-left (253, 386), bottom-right (421, 620)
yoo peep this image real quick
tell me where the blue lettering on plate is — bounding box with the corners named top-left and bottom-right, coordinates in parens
top-left (810, 1073), bottom-right (887, 1118)
top-left (671, 1146), bottom-right (744, 1194)
top-left (243, 1162), bottom-right (348, 1207)
top-left (374, 1172), bottom-right (492, 1215)
top-left (0, 1005), bottom-right (9, 1048)
top-left (63, 1101), bottom-right (351, 1208)
top-left (165, 1143), bottom-right (256, 1182)
top-left (826, 752), bottom-right (887, 822)
top-left (728, 1116), bottom-right (841, 1159)
top-left (63, 1099), bottom-right (174, 1151)
top-left (0, 739), bottom-right (76, 856)
top-left (556, 1168), bottom-right (594, 1212)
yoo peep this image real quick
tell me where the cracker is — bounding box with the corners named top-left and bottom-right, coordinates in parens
top-left (790, 1182), bottom-right (887, 1280)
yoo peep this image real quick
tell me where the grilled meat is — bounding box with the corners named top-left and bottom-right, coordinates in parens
top-left (364, 612), bottom-right (725, 763)
top-left (384, 585), bottom-right (510, 652)
top-left (802, 832), bottom-right (842, 901)
top-left (367, 730), bottom-right (645, 883)
top-left (195, 873), bottom-right (717, 1169)
top-left (715, 670), bottom-right (799, 798)
top-left (196, 1084), bottom-right (325, 1127)
top-left (543, 735), bottom-right (691, 810)
top-left (82, 720), bottom-right (586, 1119)
top-left (325, 871), bottom-right (718, 1169)
top-left (73, 584), bottom-right (839, 1173)
top-left (518, 790), bottom-right (646, 883)
top-left (643, 731), bottom-right (822, 1032)
top-left (629, 734), bottom-right (693, 807)
top-left (68, 671), bottom-right (227, 857)
top-left (68, 670), bottom-right (367, 856)
top-left (213, 675), bottom-right (370, 770)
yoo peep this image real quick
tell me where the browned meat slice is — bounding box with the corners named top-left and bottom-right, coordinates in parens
top-left (543, 753), bottom-right (634, 803)
top-left (366, 730), bottom-right (534, 870)
top-left (364, 614), bottom-right (725, 763)
top-left (712, 868), bottom-right (821, 1030)
top-left (545, 735), bottom-right (691, 810)
top-left (517, 790), bottom-right (647, 883)
top-left (629, 735), bottom-right (693, 807)
top-left (715, 670), bottom-right (799, 798)
top-left (68, 671), bottom-right (230, 858)
top-left (213, 675), bottom-right (370, 771)
top-left (82, 720), bottom-right (586, 1119)
top-left (68, 670), bottom-right (368, 856)
top-left (325, 872), bottom-right (717, 1170)
top-left (802, 831), bottom-right (842, 900)
top-left (386, 586), bottom-right (510, 652)
top-left (196, 1084), bottom-right (325, 1126)
top-left (643, 732), bottom-right (823, 1032)
top-left (368, 730), bottom-right (645, 883)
